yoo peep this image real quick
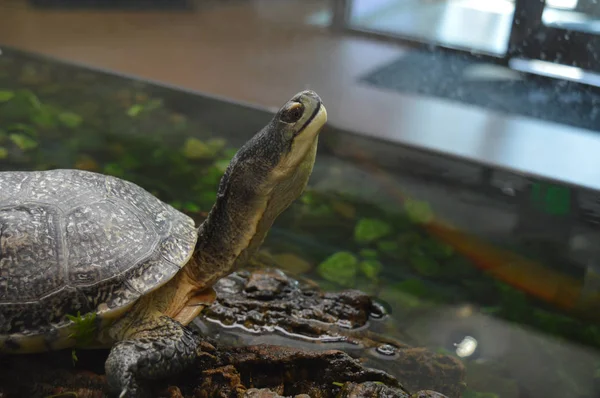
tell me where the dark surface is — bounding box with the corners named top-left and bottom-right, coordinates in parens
top-left (360, 49), bottom-right (600, 132)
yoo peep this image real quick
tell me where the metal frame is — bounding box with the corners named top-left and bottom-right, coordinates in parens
top-left (509, 0), bottom-right (600, 73)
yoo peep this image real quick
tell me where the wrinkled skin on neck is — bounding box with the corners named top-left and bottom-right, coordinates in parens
top-left (189, 93), bottom-right (325, 289)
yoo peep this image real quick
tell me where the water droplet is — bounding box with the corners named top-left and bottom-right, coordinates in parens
top-left (369, 301), bottom-right (388, 319)
top-left (376, 344), bottom-right (397, 356)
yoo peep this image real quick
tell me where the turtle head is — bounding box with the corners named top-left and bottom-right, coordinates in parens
top-left (191, 90), bottom-right (327, 286)
top-left (228, 89), bottom-right (327, 203)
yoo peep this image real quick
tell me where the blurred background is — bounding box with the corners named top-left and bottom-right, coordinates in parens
top-left (1, 0), bottom-right (600, 397)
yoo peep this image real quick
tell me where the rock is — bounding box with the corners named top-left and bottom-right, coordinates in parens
top-left (198, 269), bottom-right (466, 398)
top-left (202, 268), bottom-right (382, 337)
top-left (340, 381), bottom-right (410, 397)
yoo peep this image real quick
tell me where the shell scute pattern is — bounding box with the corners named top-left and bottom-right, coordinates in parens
top-left (0, 172), bottom-right (31, 202)
top-left (105, 177), bottom-right (171, 235)
top-left (0, 169), bottom-right (198, 336)
top-left (0, 204), bottom-right (64, 302)
top-left (120, 250), bottom-right (180, 306)
top-left (105, 177), bottom-right (197, 250)
top-left (64, 200), bottom-right (158, 286)
top-left (26, 169), bottom-right (107, 207)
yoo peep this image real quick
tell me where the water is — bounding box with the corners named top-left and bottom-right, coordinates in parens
top-left (1, 47), bottom-right (600, 398)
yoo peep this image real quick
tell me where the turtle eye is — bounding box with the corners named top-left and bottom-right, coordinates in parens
top-left (280, 102), bottom-right (304, 124)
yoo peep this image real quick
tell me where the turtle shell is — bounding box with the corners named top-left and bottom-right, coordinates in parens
top-left (0, 169), bottom-right (198, 339)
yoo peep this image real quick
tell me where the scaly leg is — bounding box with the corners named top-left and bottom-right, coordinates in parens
top-left (104, 315), bottom-right (199, 398)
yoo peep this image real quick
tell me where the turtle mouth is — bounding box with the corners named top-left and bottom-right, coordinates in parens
top-left (298, 100), bottom-right (323, 134)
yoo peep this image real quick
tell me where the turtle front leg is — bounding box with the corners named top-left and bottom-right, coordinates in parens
top-left (104, 315), bottom-right (199, 398)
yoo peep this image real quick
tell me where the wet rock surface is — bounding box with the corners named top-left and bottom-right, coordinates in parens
top-left (0, 269), bottom-right (463, 398)
top-left (201, 267), bottom-right (386, 337)
top-left (197, 269), bottom-right (465, 397)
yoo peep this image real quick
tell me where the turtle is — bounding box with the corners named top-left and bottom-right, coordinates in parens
top-left (0, 90), bottom-right (327, 397)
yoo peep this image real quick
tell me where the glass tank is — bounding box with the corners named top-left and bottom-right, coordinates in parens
top-left (0, 1), bottom-right (599, 397)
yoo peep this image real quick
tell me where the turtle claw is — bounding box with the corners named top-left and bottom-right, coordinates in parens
top-left (105, 316), bottom-right (200, 397)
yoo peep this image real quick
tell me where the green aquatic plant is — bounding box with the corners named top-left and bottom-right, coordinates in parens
top-left (57, 111), bottom-right (83, 128)
top-left (354, 218), bottom-right (392, 244)
top-left (67, 311), bottom-right (97, 340)
top-left (317, 251), bottom-right (359, 287)
top-left (183, 137), bottom-right (226, 160)
top-left (359, 258), bottom-right (382, 280)
top-left (404, 198), bottom-right (433, 224)
top-left (394, 279), bottom-right (431, 299)
top-left (66, 311), bottom-right (98, 363)
top-left (359, 248), bottom-right (379, 259)
top-left (127, 103), bottom-right (144, 117)
top-left (9, 133), bottom-right (38, 151)
top-left (409, 249), bottom-right (441, 277)
top-left (126, 98), bottom-right (163, 118)
top-left (0, 90), bottom-right (15, 102)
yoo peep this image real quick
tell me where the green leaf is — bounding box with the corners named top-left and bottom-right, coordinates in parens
top-left (404, 198), bottom-right (434, 224)
top-left (0, 147), bottom-right (7, 159)
top-left (317, 251), bottom-right (359, 287)
top-left (354, 218), bottom-right (392, 244)
top-left (31, 105), bottom-right (57, 128)
top-left (144, 98), bottom-right (163, 112)
top-left (127, 104), bottom-right (144, 117)
top-left (394, 279), bottom-right (430, 298)
top-left (58, 112), bottom-right (83, 128)
top-left (222, 147), bottom-right (238, 160)
top-left (66, 311), bottom-right (97, 348)
top-left (207, 138), bottom-right (226, 153)
top-left (409, 250), bottom-right (441, 277)
top-left (359, 259), bottom-right (382, 280)
top-left (7, 123), bottom-right (37, 136)
top-left (200, 166), bottom-right (225, 187)
top-left (183, 202), bottom-right (201, 212)
top-left (183, 137), bottom-right (223, 160)
top-left (300, 190), bottom-right (317, 205)
top-left (9, 133), bottom-right (38, 151)
top-left (103, 163), bottom-right (126, 178)
top-left (23, 90), bottom-right (42, 109)
top-left (213, 159), bottom-right (230, 173)
top-left (359, 249), bottom-right (379, 259)
top-left (0, 90), bottom-right (15, 102)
